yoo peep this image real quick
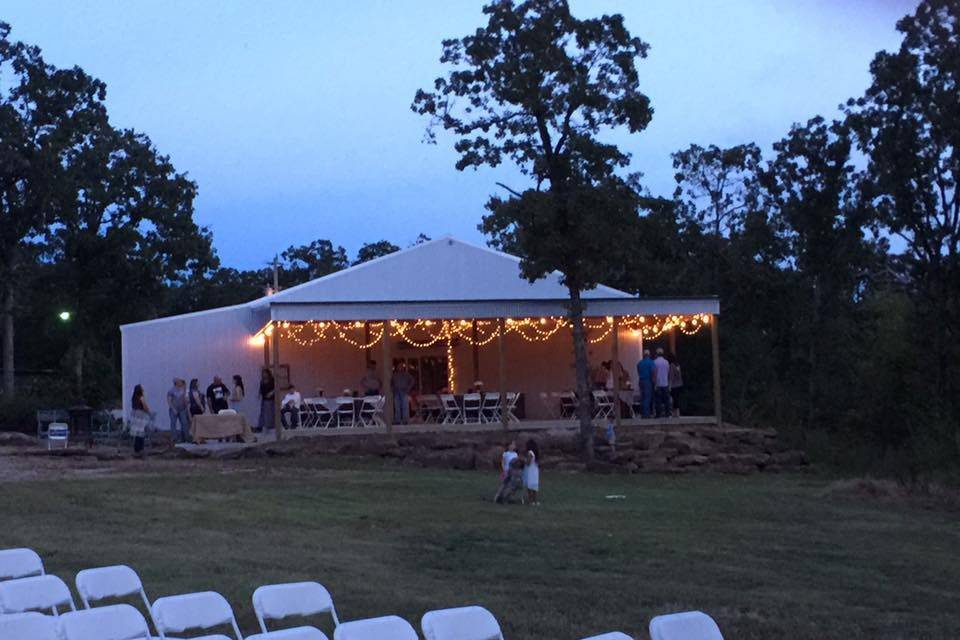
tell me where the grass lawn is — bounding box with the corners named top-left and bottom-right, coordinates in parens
top-left (1, 458), bottom-right (958, 639)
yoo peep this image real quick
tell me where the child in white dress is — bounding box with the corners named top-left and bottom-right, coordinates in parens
top-left (523, 439), bottom-right (540, 504)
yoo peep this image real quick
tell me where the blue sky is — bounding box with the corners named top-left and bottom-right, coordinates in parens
top-left (3, 0), bottom-right (917, 269)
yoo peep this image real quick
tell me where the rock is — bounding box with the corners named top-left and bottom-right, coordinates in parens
top-left (661, 437), bottom-right (692, 455)
top-left (633, 432), bottom-right (666, 450)
top-left (673, 454), bottom-right (709, 467)
top-left (0, 432), bottom-right (37, 447)
top-left (624, 462), bottom-right (639, 473)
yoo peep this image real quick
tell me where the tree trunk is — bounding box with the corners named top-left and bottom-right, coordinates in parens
top-left (1, 279), bottom-right (14, 398)
top-left (568, 285), bottom-right (594, 462)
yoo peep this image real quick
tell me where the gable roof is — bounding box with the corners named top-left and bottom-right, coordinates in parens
top-left (252, 235), bottom-right (633, 307)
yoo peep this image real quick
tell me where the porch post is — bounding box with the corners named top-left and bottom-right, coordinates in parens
top-left (271, 326), bottom-right (283, 441)
top-left (711, 314), bottom-right (722, 427)
top-left (381, 323), bottom-right (393, 432)
top-left (498, 318), bottom-right (508, 430)
top-left (668, 325), bottom-right (677, 356)
top-left (471, 320), bottom-right (480, 384)
top-left (611, 317), bottom-right (621, 431)
top-left (364, 322), bottom-right (372, 366)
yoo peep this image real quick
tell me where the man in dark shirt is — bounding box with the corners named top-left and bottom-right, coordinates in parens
top-left (206, 376), bottom-right (231, 414)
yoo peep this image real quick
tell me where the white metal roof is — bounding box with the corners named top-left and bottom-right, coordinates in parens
top-left (254, 235), bottom-right (632, 307)
top-left (122, 235), bottom-right (718, 329)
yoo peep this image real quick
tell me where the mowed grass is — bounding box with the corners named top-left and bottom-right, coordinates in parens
top-left (1, 459), bottom-right (958, 639)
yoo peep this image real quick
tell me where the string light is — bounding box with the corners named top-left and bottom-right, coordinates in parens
top-left (253, 314), bottom-right (713, 350)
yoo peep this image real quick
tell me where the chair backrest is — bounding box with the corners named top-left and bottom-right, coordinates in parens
top-left (218, 409), bottom-right (238, 415)
top-left (58, 603), bottom-right (151, 640)
top-left (75, 565), bottom-right (145, 608)
top-left (579, 633), bottom-right (633, 640)
top-left (48, 423), bottom-right (70, 438)
top-left (480, 393), bottom-right (500, 407)
top-left (359, 396), bottom-right (379, 413)
top-left (253, 581), bottom-right (339, 632)
top-left (462, 393), bottom-right (481, 405)
top-left (334, 615), bottom-right (418, 640)
top-left (0, 548), bottom-right (44, 581)
top-left (440, 394), bottom-right (458, 409)
top-left (0, 611), bottom-right (59, 640)
top-left (421, 606), bottom-right (504, 640)
top-left (247, 626), bottom-right (329, 640)
top-left (0, 575), bottom-right (75, 615)
top-left (506, 392), bottom-right (519, 407)
top-left (649, 611), bottom-right (723, 640)
top-left (151, 591), bottom-right (242, 639)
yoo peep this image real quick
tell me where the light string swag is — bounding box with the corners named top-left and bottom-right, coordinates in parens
top-left (256, 314), bottom-right (711, 350)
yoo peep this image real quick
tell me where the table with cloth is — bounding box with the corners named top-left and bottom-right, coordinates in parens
top-left (190, 413), bottom-right (255, 443)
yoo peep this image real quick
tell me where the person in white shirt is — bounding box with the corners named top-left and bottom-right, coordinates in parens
top-left (653, 348), bottom-right (671, 418)
top-left (280, 385), bottom-right (303, 428)
top-left (501, 440), bottom-right (518, 481)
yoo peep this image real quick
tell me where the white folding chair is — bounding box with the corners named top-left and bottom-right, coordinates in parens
top-left (421, 606), bottom-right (504, 640)
top-left (335, 398), bottom-right (355, 428)
top-left (559, 392), bottom-right (577, 419)
top-left (297, 402), bottom-right (318, 429)
top-left (305, 399), bottom-right (333, 429)
top-left (217, 409), bottom-right (238, 416)
top-left (649, 611), bottom-right (723, 640)
top-left (333, 615), bottom-right (417, 640)
top-left (439, 395), bottom-right (461, 424)
top-left (579, 633), bottom-right (633, 640)
top-left (538, 392), bottom-right (559, 419)
top-left (479, 393), bottom-right (501, 423)
top-left (47, 422), bottom-right (70, 449)
top-left (151, 591), bottom-right (243, 640)
top-left (0, 611), bottom-right (59, 640)
top-left (0, 548), bottom-right (44, 581)
top-left (58, 603), bottom-right (152, 640)
top-left (0, 575), bottom-right (76, 615)
top-left (247, 628), bottom-right (329, 640)
top-left (592, 390), bottom-right (614, 420)
top-left (253, 581), bottom-right (339, 633)
top-left (74, 564), bottom-right (159, 634)
top-left (418, 395), bottom-right (442, 423)
top-left (461, 393), bottom-right (482, 423)
top-left (505, 392), bottom-right (521, 423)
top-left (358, 396), bottom-right (380, 428)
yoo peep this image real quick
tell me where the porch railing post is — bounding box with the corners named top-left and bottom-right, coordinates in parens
top-left (382, 322), bottom-right (393, 433)
top-left (271, 325), bottom-right (283, 441)
top-left (498, 318), bottom-right (507, 431)
top-left (711, 314), bottom-right (722, 427)
top-left (612, 317), bottom-right (621, 432)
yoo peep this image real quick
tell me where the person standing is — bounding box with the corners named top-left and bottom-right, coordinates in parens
top-left (258, 369), bottom-right (275, 432)
top-left (523, 439), bottom-right (540, 505)
top-left (668, 353), bottom-right (684, 418)
top-left (230, 375), bottom-right (245, 412)
top-left (130, 384), bottom-right (151, 458)
top-left (359, 361), bottom-right (382, 396)
top-left (391, 362), bottom-right (415, 425)
top-left (653, 348), bottom-right (671, 418)
top-left (636, 350), bottom-right (655, 418)
top-left (188, 378), bottom-right (206, 417)
top-left (206, 376), bottom-right (230, 414)
top-left (166, 378), bottom-right (190, 444)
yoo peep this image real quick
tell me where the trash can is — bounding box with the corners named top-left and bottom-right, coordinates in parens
top-left (68, 405), bottom-right (94, 436)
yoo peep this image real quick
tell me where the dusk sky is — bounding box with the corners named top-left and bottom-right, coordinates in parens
top-left (4, 1), bottom-right (919, 269)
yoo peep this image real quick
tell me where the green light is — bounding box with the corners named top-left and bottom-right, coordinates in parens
top-left (58, 311), bottom-right (71, 322)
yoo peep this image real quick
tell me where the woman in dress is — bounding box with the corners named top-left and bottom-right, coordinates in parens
top-left (231, 374), bottom-right (245, 412)
top-left (130, 384), bottom-right (151, 458)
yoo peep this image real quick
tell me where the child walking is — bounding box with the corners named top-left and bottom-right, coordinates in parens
top-left (523, 439), bottom-right (540, 505)
top-left (501, 440), bottom-right (518, 481)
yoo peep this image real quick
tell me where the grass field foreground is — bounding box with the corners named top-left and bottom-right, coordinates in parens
top-left (1, 459), bottom-right (958, 639)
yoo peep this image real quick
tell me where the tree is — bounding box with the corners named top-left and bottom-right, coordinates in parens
top-left (353, 240), bottom-right (400, 265)
top-left (278, 239), bottom-right (348, 288)
top-left (672, 143), bottom-right (762, 290)
top-left (414, 0), bottom-right (653, 460)
top-left (0, 22), bottom-right (109, 397)
top-left (845, 0), bottom-right (960, 410)
top-left (45, 124), bottom-right (214, 394)
top-left (761, 117), bottom-right (876, 435)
